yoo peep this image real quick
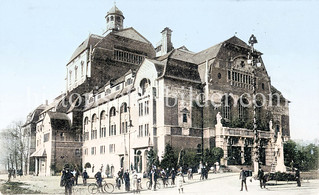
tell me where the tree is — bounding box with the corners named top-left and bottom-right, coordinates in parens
top-left (146, 148), bottom-right (159, 171)
top-left (160, 144), bottom-right (178, 170)
top-left (204, 147), bottom-right (224, 168)
top-left (284, 140), bottom-right (319, 171)
top-left (284, 140), bottom-right (297, 167)
top-left (0, 121), bottom-right (27, 173)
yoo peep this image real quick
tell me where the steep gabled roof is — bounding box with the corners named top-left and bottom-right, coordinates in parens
top-left (68, 34), bottom-right (103, 64)
top-left (47, 111), bottom-right (70, 121)
top-left (224, 36), bottom-right (251, 50)
top-left (193, 43), bottom-right (222, 64)
top-left (112, 27), bottom-right (152, 45)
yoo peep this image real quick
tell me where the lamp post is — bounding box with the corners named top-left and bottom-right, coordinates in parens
top-left (248, 34), bottom-right (261, 174)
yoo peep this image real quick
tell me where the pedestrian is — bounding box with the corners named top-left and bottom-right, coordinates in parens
top-left (152, 168), bottom-right (158, 191)
top-left (177, 168), bottom-right (184, 194)
top-left (132, 170), bottom-right (140, 193)
top-left (239, 168), bottom-right (248, 191)
top-left (64, 168), bottom-right (74, 195)
top-left (123, 169), bottom-right (130, 191)
top-left (119, 168), bottom-right (124, 184)
top-left (13, 168), bottom-right (16, 178)
top-left (94, 169), bottom-right (103, 188)
top-left (215, 162), bottom-right (220, 173)
top-left (116, 171), bottom-right (121, 190)
top-left (60, 168), bottom-right (66, 187)
top-left (204, 165), bottom-right (208, 179)
top-left (82, 169), bottom-right (89, 186)
top-left (171, 168), bottom-right (176, 185)
top-left (7, 168), bottom-right (12, 182)
top-left (258, 167), bottom-right (265, 189)
top-left (295, 168), bottom-right (301, 187)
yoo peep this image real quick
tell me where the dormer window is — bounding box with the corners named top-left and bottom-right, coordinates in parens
top-left (105, 88), bottom-right (111, 95)
top-left (140, 78), bottom-right (151, 95)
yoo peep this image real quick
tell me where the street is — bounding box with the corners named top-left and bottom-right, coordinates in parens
top-left (1, 172), bottom-right (318, 195)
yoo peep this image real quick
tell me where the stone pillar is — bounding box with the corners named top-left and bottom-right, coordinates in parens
top-left (35, 158), bottom-right (38, 176)
top-left (275, 132), bottom-right (286, 172)
top-left (240, 138), bottom-right (245, 165)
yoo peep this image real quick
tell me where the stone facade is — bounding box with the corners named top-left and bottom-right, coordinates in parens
top-left (23, 5), bottom-right (289, 176)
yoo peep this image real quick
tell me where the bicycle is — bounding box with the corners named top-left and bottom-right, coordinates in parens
top-left (88, 180), bottom-right (114, 194)
top-left (146, 180), bottom-right (161, 190)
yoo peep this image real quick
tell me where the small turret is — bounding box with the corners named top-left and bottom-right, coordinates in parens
top-left (105, 5), bottom-right (124, 33)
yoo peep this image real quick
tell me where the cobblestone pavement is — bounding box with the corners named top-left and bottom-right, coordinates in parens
top-left (0, 172), bottom-right (318, 195)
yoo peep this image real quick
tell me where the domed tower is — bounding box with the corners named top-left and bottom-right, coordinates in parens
top-left (105, 5), bottom-right (124, 32)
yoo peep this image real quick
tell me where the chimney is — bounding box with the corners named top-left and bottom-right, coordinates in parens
top-left (156, 27), bottom-right (173, 57)
top-left (45, 100), bottom-right (48, 106)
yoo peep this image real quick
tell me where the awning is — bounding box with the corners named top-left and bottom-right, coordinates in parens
top-left (30, 148), bottom-right (47, 157)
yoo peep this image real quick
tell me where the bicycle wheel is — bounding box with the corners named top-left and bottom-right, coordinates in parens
top-left (104, 183), bottom-right (114, 193)
top-left (146, 181), bottom-right (151, 190)
top-left (88, 183), bottom-right (99, 194)
top-left (156, 182), bottom-right (161, 189)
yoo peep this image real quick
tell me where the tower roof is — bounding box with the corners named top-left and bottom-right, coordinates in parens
top-left (106, 5), bottom-right (124, 18)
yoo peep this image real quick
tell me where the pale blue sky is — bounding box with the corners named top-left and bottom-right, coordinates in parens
top-left (0, 0), bottom-right (318, 140)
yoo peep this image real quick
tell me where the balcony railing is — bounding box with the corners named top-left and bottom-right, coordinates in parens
top-left (223, 127), bottom-right (272, 138)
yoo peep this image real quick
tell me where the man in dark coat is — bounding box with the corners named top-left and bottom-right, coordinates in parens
top-left (295, 168), bottom-right (301, 187)
top-left (94, 169), bottom-right (102, 187)
top-left (170, 168), bottom-right (176, 185)
top-left (82, 170), bottom-right (89, 186)
top-left (258, 168), bottom-right (265, 189)
top-left (64, 168), bottom-right (74, 195)
top-left (123, 169), bottom-right (130, 191)
top-left (239, 168), bottom-right (248, 191)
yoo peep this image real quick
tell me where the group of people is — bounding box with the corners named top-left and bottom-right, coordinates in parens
top-left (147, 166), bottom-right (184, 193)
top-left (60, 167), bottom-right (89, 195)
top-left (239, 167), bottom-right (302, 192)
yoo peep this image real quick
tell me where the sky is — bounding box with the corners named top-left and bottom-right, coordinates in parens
top-left (0, 0), bottom-right (318, 141)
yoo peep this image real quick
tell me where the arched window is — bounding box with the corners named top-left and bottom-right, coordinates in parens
top-left (84, 117), bottom-right (89, 125)
top-left (110, 107), bottom-right (116, 117)
top-left (110, 16), bottom-right (114, 21)
top-left (100, 110), bottom-right (106, 120)
top-left (92, 114), bottom-right (97, 123)
top-left (140, 78), bottom-right (151, 95)
top-left (221, 95), bottom-right (233, 121)
top-left (120, 103), bottom-right (127, 113)
top-left (238, 98), bottom-right (249, 121)
top-left (107, 17), bottom-right (109, 23)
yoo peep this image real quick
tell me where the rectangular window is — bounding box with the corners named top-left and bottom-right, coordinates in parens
top-left (144, 124), bottom-right (149, 136)
top-left (91, 147), bottom-right (96, 155)
top-left (109, 125), bottom-right (116, 136)
top-left (183, 113), bottom-right (187, 123)
top-left (75, 149), bottom-right (81, 157)
top-left (84, 148), bottom-right (88, 155)
top-left (145, 100), bottom-right (149, 115)
top-left (139, 103), bottom-right (143, 116)
top-left (109, 144), bottom-right (115, 154)
top-left (100, 145), bottom-right (105, 154)
top-left (138, 125), bottom-right (143, 137)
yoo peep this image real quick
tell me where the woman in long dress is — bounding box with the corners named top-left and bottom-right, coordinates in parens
top-left (177, 169), bottom-right (184, 193)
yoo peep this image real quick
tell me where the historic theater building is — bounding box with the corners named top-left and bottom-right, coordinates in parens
top-left (23, 5), bottom-right (289, 176)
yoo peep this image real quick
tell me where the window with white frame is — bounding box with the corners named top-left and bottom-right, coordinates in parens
top-left (138, 125), bottom-right (143, 137)
top-left (109, 144), bottom-right (115, 153)
top-left (144, 124), bottom-right (149, 136)
top-left (91, 147), bottom-right (96, 155)
top-left (100, 145), bottom-right (106, 154)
